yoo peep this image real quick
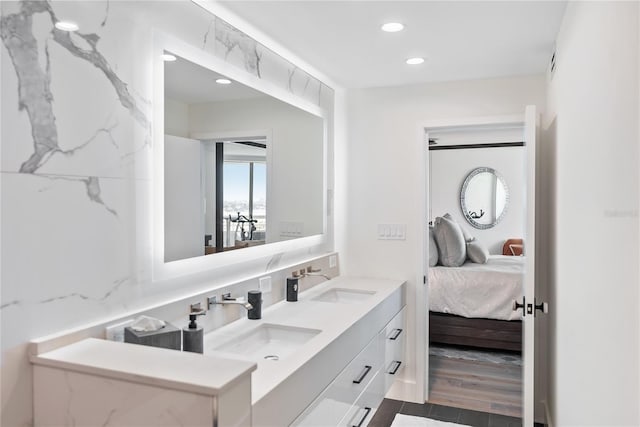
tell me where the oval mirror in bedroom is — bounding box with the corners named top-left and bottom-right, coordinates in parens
top-left (460, 167), bottom-right (509, 229)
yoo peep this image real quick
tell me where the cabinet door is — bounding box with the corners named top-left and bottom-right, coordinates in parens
top-left (382, 307), bottom-right (406, 392)
top-left (291, 337), bottom-right (382, 426)
top-left (339, 372), bottom-right (384, 427)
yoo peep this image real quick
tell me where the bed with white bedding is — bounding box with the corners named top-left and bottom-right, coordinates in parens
top-left (428, 255), bottom-right (524, 351)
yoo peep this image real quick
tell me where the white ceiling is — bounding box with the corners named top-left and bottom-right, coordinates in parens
top-left (164, 53), bottom-right (267, 104)
top-left (218, 1), bottom-right (567, 89)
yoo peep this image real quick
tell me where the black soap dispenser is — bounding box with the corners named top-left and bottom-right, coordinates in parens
top-left (183, 304), bottom-right (205, 354)
top-left (286, 276), bottom-right (299, 302)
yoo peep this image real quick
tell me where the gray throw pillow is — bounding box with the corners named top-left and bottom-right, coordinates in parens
top-left (434, 216), bottom-right (466, 267)
top-left (467, 240), bottom-right (490, 264)
top-left (443, 213), bottom-right (474, 242)
top-left (429, 226), bottom-right (438, 267)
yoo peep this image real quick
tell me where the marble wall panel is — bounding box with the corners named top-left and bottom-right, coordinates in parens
top-left (1, 1), bottom-right (334, 425)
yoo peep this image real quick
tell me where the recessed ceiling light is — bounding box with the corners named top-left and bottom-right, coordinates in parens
top-left (216, 78), bottom-right (232, 85)
top-left (381, 22), bottom-right (404, 33)
top-left (162, 54), bottom-right (177, 62)
top-left (54, 21), bottom-right (79, 32)
top-left (406, 57), bottom-right (425, 65)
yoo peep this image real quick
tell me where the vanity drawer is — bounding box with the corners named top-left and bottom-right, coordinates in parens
top-left (382, 307), bottom-right (406, 392)
top-left (338, 372), bottom-right (384, 427)
top-left (291, 336), bottom-right (382, 426)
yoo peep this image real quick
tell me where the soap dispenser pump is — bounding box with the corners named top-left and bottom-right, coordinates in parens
top-left (183, 303), bottom-right (205, 354)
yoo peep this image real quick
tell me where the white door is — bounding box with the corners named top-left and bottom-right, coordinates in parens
top-left (521, 105), bottom-right (537, 426)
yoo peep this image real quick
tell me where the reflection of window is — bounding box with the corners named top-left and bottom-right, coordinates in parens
top-left (222, 161), bottom-right (266, 246)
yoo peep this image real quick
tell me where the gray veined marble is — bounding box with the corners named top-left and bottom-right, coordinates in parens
top-left (202, 18), bottom-right (214, 50)
top-left (83, 176), bottom-right (118, 217)
top-left (0, 276), bottom-right (131, 311)
top-left (215, 17), bottom-right (262, 78)
top-left (0, 0), bottom-right (149, 175)
top-left (265, 253), bottom-right (284, 272)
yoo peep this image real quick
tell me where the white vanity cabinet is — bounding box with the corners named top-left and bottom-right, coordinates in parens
top-left (381, 308), bottom-right (406, 391)
top-left (291, 307), bottom-right (406, 427)
top-left (30, 338), bottom-right (256, 427)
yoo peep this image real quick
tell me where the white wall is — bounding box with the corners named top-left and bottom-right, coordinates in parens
top-left (544, 2), bottom-right (639, 425)
top-left (342, 74), bottom-right (545, 400)
top-left (0, 2), bottom-right (334, 425)
top-left (189, 96), bottom-right (324, 241)
top-left (164, 135), bottom-right (204, 262)
top-left (165, 98), bottom-right (189, 138)
top-left (430, 146), bottom-right (525, 254)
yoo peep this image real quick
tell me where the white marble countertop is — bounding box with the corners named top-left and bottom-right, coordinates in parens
top-left (202, 276), bottom-right (405, 404)
top-left (30, 337), bottom-right (256, 396)
top-left (29, 276), bottom-right (403, 405)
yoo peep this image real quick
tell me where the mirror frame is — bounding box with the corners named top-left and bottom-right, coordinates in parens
top-left (459, 166), bottom-right (509, 230)
top-left (152, 32), bottom-right (328, 280)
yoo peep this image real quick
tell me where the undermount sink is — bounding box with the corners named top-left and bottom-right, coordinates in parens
top-left (312, 288), bottom-right (376, 304)
top-left (207, 324), bottom-right (321, 361)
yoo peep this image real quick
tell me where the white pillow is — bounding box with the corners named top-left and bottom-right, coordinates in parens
top-left (467, 240), bottom-right (490, 264)
top-left (428, 226), bottom-right (438, 267)
top-left (434, 216), bottom-right (466, 267)
top-left (443, 213), bottom-right (474, 242)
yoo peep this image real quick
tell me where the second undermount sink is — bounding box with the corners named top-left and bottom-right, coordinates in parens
top-left (312, 288), bottom-right (376, 304)
top-left (207, 324), bottom-right (321, 361)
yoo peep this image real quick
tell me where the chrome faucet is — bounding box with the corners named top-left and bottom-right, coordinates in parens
top-left (208, 293), bottom-right (253, 311)
top-left (293, 266), bottom-right (331, 281)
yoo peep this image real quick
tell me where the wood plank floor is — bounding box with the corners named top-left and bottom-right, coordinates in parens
top-left (428, 353), bottom-right (523, 418)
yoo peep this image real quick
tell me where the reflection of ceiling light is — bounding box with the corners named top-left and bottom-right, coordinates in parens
top-left (406, 57), bottom-right (425, 65)
top-left (216, 78), bottom-right (232, 85)
top-left (55, 21), bottom-right (79, 32)
top-left (162, 54), bottom-right (177, 62)
top-left (381, 22), bottom-right (404, 32)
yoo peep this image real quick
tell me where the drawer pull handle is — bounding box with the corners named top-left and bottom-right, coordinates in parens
top-left (352, 365), bottom-right (372, 384)
top-left (351, 407), bottom-right (372, 427)
top-left (388, 360), bottom-right (402, 375)
top-left (390, 328), bottom-right (403, 340)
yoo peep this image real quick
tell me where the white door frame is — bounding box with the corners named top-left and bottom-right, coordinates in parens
top-left (416, 113), bottom-right (530, 407)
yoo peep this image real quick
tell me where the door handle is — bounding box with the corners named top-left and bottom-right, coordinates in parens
top-left (535, 299), bottom-right (549, 316)
top-left (512, 297), bottom-right (526, 316)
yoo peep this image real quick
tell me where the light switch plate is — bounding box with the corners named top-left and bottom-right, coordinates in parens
top-left (377, 224), bottom-right (407, 240)
top-left (259, 276), bottom-right (272, 293)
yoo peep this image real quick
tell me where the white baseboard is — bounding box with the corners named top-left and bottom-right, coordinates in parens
top-left (385, 379), bottom-right (422, 403)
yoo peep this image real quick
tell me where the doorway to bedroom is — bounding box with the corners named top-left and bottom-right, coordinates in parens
top-left (424, 120), bottom-right (529, 419)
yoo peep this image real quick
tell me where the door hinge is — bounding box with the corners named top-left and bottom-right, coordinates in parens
top-left (423, 276), bottom-right (426, 284)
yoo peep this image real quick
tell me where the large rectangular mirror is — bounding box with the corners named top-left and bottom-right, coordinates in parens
top-left (163, 52), bottom-right (325, 263)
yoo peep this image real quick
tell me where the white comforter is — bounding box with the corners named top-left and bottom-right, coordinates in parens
top-left (428, 255), bottom-right (524, 321)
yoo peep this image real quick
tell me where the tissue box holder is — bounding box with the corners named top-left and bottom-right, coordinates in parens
top-left (124, 323), bottom-right (181, 351)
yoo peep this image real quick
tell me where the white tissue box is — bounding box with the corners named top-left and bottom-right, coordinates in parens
top-left (124, 323), bottom-right (181, 351)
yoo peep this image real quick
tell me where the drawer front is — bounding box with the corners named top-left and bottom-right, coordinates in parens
top-left (291, 337), bottom-right (382, 426)
top-left (382, 308), bottom-right (406, 391)
top-left (339, 372), bottom-right (384, 427)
